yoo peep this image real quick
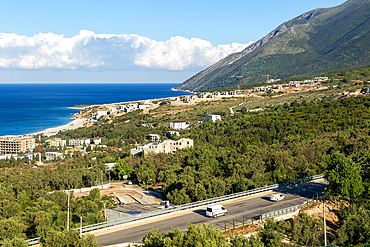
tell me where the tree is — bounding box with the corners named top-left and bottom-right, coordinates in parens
top-left (0, 217), bottom-right (26, 241)
top-left (142, 223), bottom-right (228, 247)
top-left (41, 230), bottom-right (98, 247)
top-left (113, 159), bottom-right (133, 179)
top-left (289, 212), bottom-right (322, 246)
top-left (136, 163), bottom-right (156, 185)
top-left (337, 203), bottom-right (370, 245)
top-left (143, 228), bottom-right (184, 247)
top-left (322, 152), bottom-right (364, 198)
top-left (0, 199), bottom-right (20, 219)
top-left (230, 235), bottom-right (265, 247)
top-left (88, 188), bottom-right (101, 201)
top-left (258, 218), bottom-right (290, 247)
top-left (0, 238), bottom-right (28, 247)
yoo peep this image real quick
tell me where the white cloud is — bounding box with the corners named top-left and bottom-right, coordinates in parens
top-left (0, 30), bottom-right (252, 71)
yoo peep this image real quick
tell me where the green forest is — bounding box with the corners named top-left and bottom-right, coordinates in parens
top-left (1, 69), bottom-right (370, 245)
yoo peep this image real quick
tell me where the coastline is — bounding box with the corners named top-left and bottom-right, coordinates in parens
top-left (1, 83), bottom-right (195, 137)
top-left (28, 92), bottom-right (195, 136)
top-left (171, 87), bottom-right (197, 94)
top-left (29, 119), bottom-right (87, 136)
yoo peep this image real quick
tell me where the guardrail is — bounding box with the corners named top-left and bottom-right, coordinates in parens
top-left (25, 174), bottom-right (324, 245)
top-left (261, 195), bottom-right (320, 220)
top-left (261, 205), bottom-right (300, 220)
top-left (25, 238), bottom-right (39, 246)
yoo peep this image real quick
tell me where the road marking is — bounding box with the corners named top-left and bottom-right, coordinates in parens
top-left (98, 197), bottom-right (303, 245)
top-left (98, 216), bottom-right (204, 244)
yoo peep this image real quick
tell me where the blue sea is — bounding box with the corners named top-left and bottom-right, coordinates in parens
top-left (0, 83), bottom-right (190, 136)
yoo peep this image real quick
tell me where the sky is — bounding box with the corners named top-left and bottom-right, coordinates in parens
top-left (0, 0), bottom-right (347, 83)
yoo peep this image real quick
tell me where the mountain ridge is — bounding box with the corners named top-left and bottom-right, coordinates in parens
top-left (175, 0), bottom-right (370, 92)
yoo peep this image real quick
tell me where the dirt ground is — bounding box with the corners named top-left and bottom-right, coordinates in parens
top-left (223, 199), bottom-right (348, 237)
top-left (304, 199), bottom-right (348, 232)
top-left (223, 224), bottom-right (260, 236)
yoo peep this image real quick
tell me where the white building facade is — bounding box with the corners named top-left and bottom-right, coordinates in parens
top-left (170, 121), bottom-right (189, 130)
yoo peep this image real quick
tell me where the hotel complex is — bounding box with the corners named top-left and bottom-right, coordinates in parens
top-left (131, 138), bottom-right (193, 156)
top-left (0, 136), bottom-right (35, 154)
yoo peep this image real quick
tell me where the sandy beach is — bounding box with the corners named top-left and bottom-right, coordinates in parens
top-left (29, 119), bottom-right (86, 136)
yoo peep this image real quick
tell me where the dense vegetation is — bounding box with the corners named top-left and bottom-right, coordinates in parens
top-left (2, 68), bottom-right (370, 245)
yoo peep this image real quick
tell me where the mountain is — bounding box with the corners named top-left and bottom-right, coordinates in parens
top-left (175, 0), bottom-right (370, 92)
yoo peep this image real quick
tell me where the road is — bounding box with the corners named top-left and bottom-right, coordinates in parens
top-left (96, 180), bottom-right (326, 246)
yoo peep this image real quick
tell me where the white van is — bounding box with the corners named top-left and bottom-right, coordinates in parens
top-left (206, 204), bottom-right (227, 218)
top-left (270, 193), bottom-right (285, 202)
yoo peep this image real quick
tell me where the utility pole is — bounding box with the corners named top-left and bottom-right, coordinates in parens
top-left (67, 191), bottom-right (70, 230)
top-left (231, 75), bottom-right (243, 90)
top-left (101, 169), bottom-right (103, 188)
top-left (323, 199), bottom-right (327, 246)
top-left (100, 200), bottom-right (108, 221)
top-left (77, 213), bottom-right (85, 238)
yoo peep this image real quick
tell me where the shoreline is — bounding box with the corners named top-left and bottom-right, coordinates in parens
top-left (171, 87), bottom-right (197, 94)
top-left (29, 119), bottom-right (87, 136)
top-left (27, 92), bottom-right (195, 137)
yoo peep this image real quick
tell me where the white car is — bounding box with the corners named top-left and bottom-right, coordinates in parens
top-left (270, 193), bottom-right (285, 201)
top-left (206, 204), bottom-right (227, 218)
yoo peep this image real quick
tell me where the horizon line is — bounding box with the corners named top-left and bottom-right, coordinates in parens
top-left (0, 82), bottom-right (181, 84)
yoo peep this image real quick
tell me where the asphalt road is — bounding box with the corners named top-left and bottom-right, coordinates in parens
top-left (96, 180), bottom-right (326, 246)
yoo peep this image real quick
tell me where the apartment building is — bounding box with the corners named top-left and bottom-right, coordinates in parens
top-left (46, 138), bottom-right (66, 147)
top-left (0, 136), bottom-right (35, 154)
top-left (131, 138), bottom-right (193, 156)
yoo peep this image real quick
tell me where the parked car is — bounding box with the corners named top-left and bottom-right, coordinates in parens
top-left (206, 204), bottom-right (227, 218)
top-left (270, 193), bottom-right (285, 201)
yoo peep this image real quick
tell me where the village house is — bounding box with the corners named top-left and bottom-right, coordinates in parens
top-left (148, 134), bottom-right (161, 141)
top-left (93, 137), bottom-right (102, 144)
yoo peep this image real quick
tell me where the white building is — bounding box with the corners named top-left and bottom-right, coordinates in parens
top-left (69, 139), bottom-right (90, 146)
top-left (138, 104), bottom-right (150, 109)
top-left (46, 152), bottom-right (64, 160)
top-left (205, 115), bottom-right (222, 122)
top-left (93, 137), bottom-right (102, 145)
top-left (108, 107), bottom-right (117, 114)
top-left (170, 121), bottom-right (189, 130)
top-left (148, 134), bottom-right (160, 141)
top-left (46, 138), bottom-right (66, 148)
top-left (131, 138), bottom-right (193, 156)
top-left (96, 111), bottom-right (107, 119)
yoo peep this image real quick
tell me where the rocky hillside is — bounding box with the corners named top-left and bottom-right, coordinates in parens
top-left (175, 0), bottom-right (370, 92)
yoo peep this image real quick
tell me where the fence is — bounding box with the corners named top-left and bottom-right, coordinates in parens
top-left (26, 174), bottom-right (324, 245)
